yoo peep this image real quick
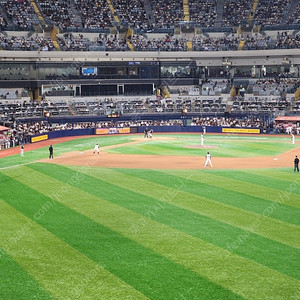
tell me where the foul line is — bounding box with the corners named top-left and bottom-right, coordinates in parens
top-left (0, 161), bottom-right (37, 170)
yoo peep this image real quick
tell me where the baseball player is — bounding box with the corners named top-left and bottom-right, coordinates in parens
top-left (291, 133), bottom-right (295, 144)
top-left (201, 133), bottom-right (204, 146)
top-left (144, 128), bottom-right (149, 138)
top-left (93, 143), bottom-right (100, 154)
top-left (20, 144), bottom-right (24, 156)
top-left (49, 145), bottom-right (54, 159)
top-left (148, 129), bottom-right (153, 139)
top-left (204, 152), bottom-right (213, 168)
top-left (294, 156), bottom-right (299, 172)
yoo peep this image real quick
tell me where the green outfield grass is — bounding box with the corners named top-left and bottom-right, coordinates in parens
top-left (107, 134), bottom-right (297, 157)
top-left (0, 134), bottom-right (299, 299)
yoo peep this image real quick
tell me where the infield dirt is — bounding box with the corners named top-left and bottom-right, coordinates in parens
top-left (39, 136), bottom-right (300, 170)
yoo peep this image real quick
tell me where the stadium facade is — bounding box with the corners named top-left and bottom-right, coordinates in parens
top-left (0, 49), bottom-right (299, 98)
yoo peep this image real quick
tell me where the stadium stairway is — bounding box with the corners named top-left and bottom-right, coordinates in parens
top-left (230, 85), bottom-right (237, 98)
top-left (161, 86), bottom-right (170, 98)
top-left (0, 30), bottom-right (7, 50)
top-left (238, 40), bottom-right (245, 50)
top-left (183, 0), bottom-right (190, 22)
top-left (248, 0), bottom-right (259, 25)
top-left (69, 0), bottom-right (83, 27)
top-left (51, 27), bottom-right (61, 51)
top-left (187, 41), bottom-right (193, 51)
top-left (126, 28), bottom-right (134, 51)
top-left (281, 0), bottom-right (300, 25)
top-left (215, 0), bottom-right (225, 28)
top-left (0, 5), bottom-right (10, 28)
top-left (295, 86), bottom-right (300, 101)
top-left (143, 0), bottom-right (155, 25)
top-left (106, 0), bottom-right (120, 25)
top-left (30, 0), bottom-right (45, 26)
top-left (253, 25), bottom-right (261, 34)
top-left (226, 103), bottom-right (232, 112)
top-left (68, 103), bottom-right (77, 116)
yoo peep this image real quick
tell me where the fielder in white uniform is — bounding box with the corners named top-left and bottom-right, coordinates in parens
top-left (204, 152), bottom-right (213, 168)
top-left (291, 133), bottom-right (295, 144)
top-left (93, 143), bottom-right (100, 154)
top-left (148, 129), bottom-right (153, 139)
top-left (20, 144), bottom-right (24, 156)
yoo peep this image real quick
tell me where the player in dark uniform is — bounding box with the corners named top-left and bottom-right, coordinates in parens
top-left (294, 156), bottom-right (299, 172)
top-left (49, 145), bottom-right (54, 159)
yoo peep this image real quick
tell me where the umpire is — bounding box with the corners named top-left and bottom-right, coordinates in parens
top-left (49, 145), bottom-right (54, 159)
top-left (294, 156), bottom-right (299, 172)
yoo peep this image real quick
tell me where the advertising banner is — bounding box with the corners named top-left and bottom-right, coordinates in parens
top-left (95, 127), bottom-right (130, 135)
top-left (222, 128), bottom-right (260, 134)
top-left (31, 134), bottom-right (48, 143)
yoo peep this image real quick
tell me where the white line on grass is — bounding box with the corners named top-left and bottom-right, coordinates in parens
top-left (0, 162), bottom-right (37, 170)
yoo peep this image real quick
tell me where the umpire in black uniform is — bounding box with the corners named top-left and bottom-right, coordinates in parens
top-left (49, 145), bottom-right (54, 159)
top-left (294, 156), bottom-right (299, 172)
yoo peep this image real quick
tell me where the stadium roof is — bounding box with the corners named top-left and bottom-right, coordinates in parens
top-left (275, 116), bottom-right (300, 121)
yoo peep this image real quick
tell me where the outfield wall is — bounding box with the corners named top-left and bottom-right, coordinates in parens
top-left (30, 129), bottom-right (94, 143)
top-left (136, 126), bottom-right (261, 134)
top-left (30, 126), bottom-right (262, 143)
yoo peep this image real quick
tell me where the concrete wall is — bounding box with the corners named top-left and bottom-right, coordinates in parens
top-left (30, 126), bottom-right (262, 143)
top-left (0, 49), bottom-right (299, 67)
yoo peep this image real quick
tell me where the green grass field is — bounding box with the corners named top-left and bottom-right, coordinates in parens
top-left (107, 134), bottom-right (296, 157)
top-left (0, 134), bottom-right (299, 299)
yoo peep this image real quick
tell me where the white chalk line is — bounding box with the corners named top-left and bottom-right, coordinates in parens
top-left (0, 161), bottom-right (37, 170)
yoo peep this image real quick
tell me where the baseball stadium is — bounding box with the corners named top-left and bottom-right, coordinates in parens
top-left (0, 0), bottom-right (300, 299)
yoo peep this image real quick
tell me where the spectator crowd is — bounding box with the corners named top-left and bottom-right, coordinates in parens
top-left (0, 0), bottom-right (299, 33)
top-left (0, 116), bottom-right (272, 150)
top-left (0, 30), bottom-right (298, 52)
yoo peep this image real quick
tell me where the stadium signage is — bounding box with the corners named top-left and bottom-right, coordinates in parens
top-left (31, 134), bottom-right (49, 143)
top-left (95, 127), bottom-right (130, 135)
top-left (82, 67), bottom-right (97, 76)
top-left (222, 128), bottom-right (260, 134)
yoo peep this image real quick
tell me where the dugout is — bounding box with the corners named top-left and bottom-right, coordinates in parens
top-left (275, 116), bottom-right (300, 131)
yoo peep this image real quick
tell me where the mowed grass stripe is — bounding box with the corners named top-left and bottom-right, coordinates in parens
top-left (0, 172), bottom-right (237, 300)
top-left (157, 169), bottom-right (300, 225)
top-left (164, 169), bottom-right (300, 210)
top-left (211, 170), bottom-right (300, 196)
top-left (109, 141), bottom-right (257, 157)
top-left (245, 169), bottom-right (300, 182)
top-left (217, 142), bottom-right (273, 157)
top-left (29, 163), bottom-right (300, 280)
top-left (0, 199), bottom-right (147, 300)
top-left (107, 135), bottom-right (293, 157)
top-left (108, 144), bottom-right (163, 156)
top-left (235, 141), bottom-right (288, 152)
top-left (198, 169), bottom-right (299, 208)
top-left (8, 167), bottom-right (300, 299)
top-left (0, 247), bottom-right (53, 300)
top-left (158, 169), bottom-right (300, 225)
top-left (98, 167), bottom-right (299, 249)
